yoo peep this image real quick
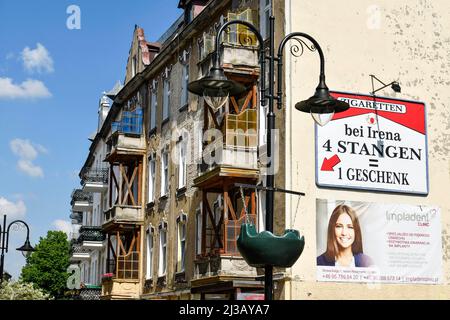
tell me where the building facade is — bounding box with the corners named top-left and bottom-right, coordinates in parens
top-left (70, 0), bottom-right (450, 300)
top-left (282, 0), bottom-right (450, 299)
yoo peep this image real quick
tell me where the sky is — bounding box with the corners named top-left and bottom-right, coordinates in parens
top-left (0, 0), bottom-right (182, 279)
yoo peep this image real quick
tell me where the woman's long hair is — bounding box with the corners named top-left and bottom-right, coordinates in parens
top-left (324, 204), bottom-right (364, 261)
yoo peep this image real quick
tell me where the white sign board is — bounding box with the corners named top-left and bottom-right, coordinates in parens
top-left (316, 199), bottom-right (442, 285)
top-left (316, 91), bottom-right (428, 194)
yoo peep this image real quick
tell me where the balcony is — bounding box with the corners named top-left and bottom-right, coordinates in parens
top-left (101, 251), bottom-right (140, 300)
top-left (105, 108), bottom-right (145, 162)
top-left (101, 278), bottom-right (140, 300)
top-left (210, 109), bottom-right (258, 169)
top-left (81, 167), bottom-right (109, 193)
top-left (70, 243), bottom-right (90, 262)
top-left (72, 285), bottom-right (102, 300)
top-left (193, 254), bottom-right (257, 280)
top-left (71, 189), bottom-right (93, 212)
top-left (70, 211), bottom-right (83, 225)
top-left (79, 226), bottom-right (105, 249)
top-left (103, 206), bottom-right (143, 230)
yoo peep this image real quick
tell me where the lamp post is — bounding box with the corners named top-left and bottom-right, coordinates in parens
top-left (188, 15), bottom-right (350, 300)
top-left (0, 214), bottom-right (35, 283)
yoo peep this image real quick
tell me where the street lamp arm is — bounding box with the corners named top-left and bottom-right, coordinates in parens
top-left (277, 32), bottom-right (326, 110)
top-left (215, 20), bottom-right (266, 105)
top-left (277, 32), bottom-right (325, 75)
top-left (5, 220), bottom-right (31, 253)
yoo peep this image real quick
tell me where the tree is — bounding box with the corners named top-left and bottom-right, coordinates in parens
top-left (0, 281), bottom-right (51, 300)
top-left (20, 231), bottom-right (70, 299)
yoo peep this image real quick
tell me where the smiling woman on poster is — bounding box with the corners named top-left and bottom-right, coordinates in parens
top-left (317, 204), bottom-right (374, 267)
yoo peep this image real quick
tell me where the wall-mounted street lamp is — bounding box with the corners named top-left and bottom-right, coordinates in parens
top-left (370, 74), bottom-right (401, 95)
top-left (188, 15), bottom-right (350, 300)
top-left (0, 215), bottom-right (35, 283)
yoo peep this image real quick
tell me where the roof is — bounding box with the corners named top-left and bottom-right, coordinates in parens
top-left (105, 81), bottom-right (123, 99)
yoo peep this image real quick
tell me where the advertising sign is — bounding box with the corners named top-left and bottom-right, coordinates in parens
top-left (316, 91), bottom-right (428, 194)
top-left (316, 199), bottom-right (441, 284)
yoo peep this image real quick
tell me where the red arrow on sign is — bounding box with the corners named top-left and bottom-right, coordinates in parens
top-left (321, 155), bottom-right (341, 171)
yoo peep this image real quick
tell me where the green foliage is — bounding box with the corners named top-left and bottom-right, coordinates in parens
top-left (0, 281), bottom-right (52, 300)
top-left (20, 230), bottom-right (70, 299)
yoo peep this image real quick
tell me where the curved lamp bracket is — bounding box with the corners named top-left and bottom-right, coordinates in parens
top-left (6, 220), bottom-right (31, 253)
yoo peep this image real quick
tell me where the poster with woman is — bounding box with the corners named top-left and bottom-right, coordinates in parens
top-left (316, 199), bottom-right (441, 284)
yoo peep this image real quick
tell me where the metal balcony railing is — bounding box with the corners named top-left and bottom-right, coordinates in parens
top-left (70, 243), bottom-right (89, 255)
top-left (80, 167), bottom-right (109, 185)
top-left (79, 226), bottom-right (105, 242)
top-left (72, 286), bottom-right (102, 300)
top-left (70, 189), bottom-right (93, 206)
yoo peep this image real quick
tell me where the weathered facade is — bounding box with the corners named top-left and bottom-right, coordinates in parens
top-left (281, 0), bottom-right (450, 299)
top-left (71, 0), bottom-right (449, 300)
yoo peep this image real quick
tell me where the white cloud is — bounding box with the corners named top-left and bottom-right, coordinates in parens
top-left (10, 139), bottom-right (46, 178)
top-left (0, 77), bottom-right (51, 100)
top-left (52, 220), bottom-right (72, 236)
top-left (21, 43), bottom-right (54, 74)
top-left (0, 197), bottom-right (27, 220)
top-left (17, 160), bottom-right (44, 178)
top-left (10, 139), bottom-right (38, 160)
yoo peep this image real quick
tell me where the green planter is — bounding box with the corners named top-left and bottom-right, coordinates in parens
top-left (237, 223), bottom-right (305, 268)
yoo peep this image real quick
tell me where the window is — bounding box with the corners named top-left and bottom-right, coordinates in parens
top-left (163, 78), bottom-right (170, 121)
top-left (161, 149), bottom-right (169, 197)
top-left (180, 63), bottom-right (189, 108)
top-left (199, 33), bottom-right (214, 62)
top-left (195, 205), bottom-right (202, 255)
top-left (177, 214), bottom-right (187, 272)
top-left (226, 9), bottom-right (257, 45)
top-left (158, 223), bottom-right (167, 276)
top-left (132, 55), bottom-right (137, 77)
top-left (260, 0), bottom-right (272, 40)
top-left (149, 86), bottom-right (157, 132)
top-left (148, 154), bottom-right (156, 203)
top-left (146, 227), bottom-right (154, 280)
top-left (177, 138), bottom-right (187, 190)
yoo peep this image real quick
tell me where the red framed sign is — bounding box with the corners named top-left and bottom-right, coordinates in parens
top-left (315, 91), bottom-right (428, 195)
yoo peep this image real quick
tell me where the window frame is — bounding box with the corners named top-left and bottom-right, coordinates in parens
top-left (176, 214), bottom-right (187, 273)
top-left (162, 77), bottom-right (171, 122)
top-left (146, 227), bottom-right (154, 280)
top-left (160, 149), bottom-right (169, 197)
top-left (158, 223), bottom-right (168, 277)
top-left (148, 153), bottom-right (156, 203)
top-left (195, 205), bottom-right (202, 256)
top-left (180, 63), bottom-right (189, 110)
top-left (149, 81), bottom-right (157, 133)
top-left (177, 138), bottom-right (187, 190)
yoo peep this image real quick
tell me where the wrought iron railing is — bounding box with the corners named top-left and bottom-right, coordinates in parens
top-left (70, 243), bottom-right (89, 255)
top-left (70, 189), bottom-right (93, 206)
top-left (79, 226), bottom-right (105, 242)
top-left (80, 167), bottom-right (109, 185)
top-left (71, 286), bottom-right (102, 300)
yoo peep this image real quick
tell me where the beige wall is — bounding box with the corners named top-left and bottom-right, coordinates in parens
top-left (284, 0), bottom-right (450, 299)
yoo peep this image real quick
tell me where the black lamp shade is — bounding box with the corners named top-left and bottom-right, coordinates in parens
top-left (17, 238), bottom-right (35, 253)
top-left (295, 82), bottom-right (349, 114)
top-left (188, 66), bottom-right (246, 97)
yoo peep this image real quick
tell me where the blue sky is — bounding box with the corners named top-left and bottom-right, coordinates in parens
top-left (0, 0), bottom-right (182, 279)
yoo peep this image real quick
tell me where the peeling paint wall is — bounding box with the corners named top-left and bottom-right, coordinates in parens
top-left (284, 0), bottom-right (450, 299)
